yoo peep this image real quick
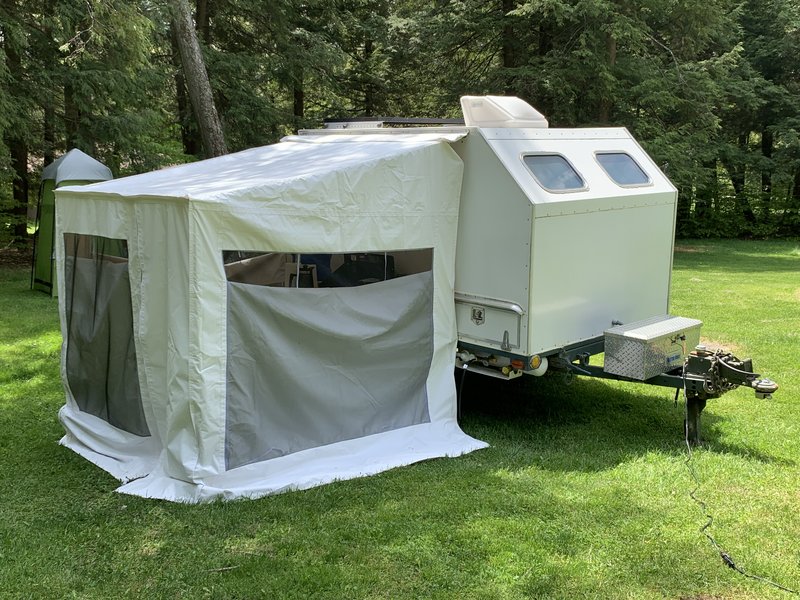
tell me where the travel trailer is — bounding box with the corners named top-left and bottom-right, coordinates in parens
top-left (53, 96), bottom-right (776, 501)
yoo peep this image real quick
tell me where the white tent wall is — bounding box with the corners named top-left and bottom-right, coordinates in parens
top-left (55, 136), bottom-right (486, 502)
top-left (55, 194), bottom-right (165, 482)
top-left (135, 200), bottom-right (191, 478)
top-left (177, 139), bottom-right (468, 483)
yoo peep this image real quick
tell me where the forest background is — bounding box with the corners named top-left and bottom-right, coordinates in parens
top-left (1, 0), bottom-right (799, 246)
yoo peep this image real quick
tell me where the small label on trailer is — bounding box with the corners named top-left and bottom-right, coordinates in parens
top-left (471, 306), bottom-right (485, 326)
top-left (666, 352), bottom-right (682, 367)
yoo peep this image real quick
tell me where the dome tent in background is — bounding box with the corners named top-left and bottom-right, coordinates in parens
top-left (32, 149), bottom-right (113, 297)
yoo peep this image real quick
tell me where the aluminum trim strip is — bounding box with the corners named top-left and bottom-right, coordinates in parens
top-left (454, 292), bottom-right (525, 316)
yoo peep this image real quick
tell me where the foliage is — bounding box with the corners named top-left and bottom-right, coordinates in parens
top-left (1, 0), bottom-right (799, 242)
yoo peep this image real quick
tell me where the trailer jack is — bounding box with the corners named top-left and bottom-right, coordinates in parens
top-left (679, 346), bottom-right (778, 444)
top-left (555, 343), bottom-right (778, 445)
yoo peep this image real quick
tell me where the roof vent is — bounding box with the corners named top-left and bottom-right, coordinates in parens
top-left (460, 96), bottom-right (548, 129)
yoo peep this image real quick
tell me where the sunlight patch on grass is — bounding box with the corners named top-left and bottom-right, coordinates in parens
top-left (674, 245), bottom-right (709, 253)
top-left (700, 336), bottom-right (741, 353)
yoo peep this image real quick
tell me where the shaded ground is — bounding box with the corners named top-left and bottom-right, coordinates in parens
top-left (0, 241), bottom-right (32, 269)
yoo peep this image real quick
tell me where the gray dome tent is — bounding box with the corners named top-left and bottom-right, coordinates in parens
top-left (32, 149), bottom-right (113, 296)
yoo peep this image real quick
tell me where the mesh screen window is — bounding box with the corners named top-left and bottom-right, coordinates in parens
top-left (222, 249), bottom-right (433, 288)
top-left (63, 233), bottom-right (149, 436)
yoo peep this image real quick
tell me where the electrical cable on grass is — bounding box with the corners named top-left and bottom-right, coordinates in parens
top-left (681, 377), bottom-right (798, 595)
top-left (457, 367), bottom-right (467, 422)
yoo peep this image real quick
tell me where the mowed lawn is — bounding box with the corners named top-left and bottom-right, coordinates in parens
top-left (0, 239), bottom-right (798, 599)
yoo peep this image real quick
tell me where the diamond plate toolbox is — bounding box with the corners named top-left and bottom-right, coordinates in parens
top-left (603, 315), bottom-right (702, 380)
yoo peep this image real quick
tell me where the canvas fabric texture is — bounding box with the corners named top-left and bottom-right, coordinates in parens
top-left (225, 272), bottom-right (434, 469)
top-left (54, 133), bottom-right (486, 502)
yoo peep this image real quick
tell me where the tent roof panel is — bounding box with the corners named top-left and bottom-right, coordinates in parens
top-left (57, 135), bottom-right (461, 204)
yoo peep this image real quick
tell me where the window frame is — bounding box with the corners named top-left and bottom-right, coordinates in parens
top-left (594, 151), bottom-right (653, 188)
top-left (520, 152), bottom-right (589, 194)
top-left (221, 249), bottom-right (434, 288)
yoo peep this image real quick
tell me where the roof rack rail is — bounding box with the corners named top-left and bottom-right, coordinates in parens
top-left (323, 117), bottom-right (465, 129)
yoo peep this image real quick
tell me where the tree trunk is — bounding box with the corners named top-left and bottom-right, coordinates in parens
top-left (598, 33), bottom-right (617, 123)
top-left (538, 22), bottom-right (552, 56)
top-left (363, 38), bottom-right (374, 117)
top-left (195, 0), bottom-right (210, 44)
top-left (501, 0), bottom-right (517, 95)
top-left (41, 6), bottom-right (57, 167)
top-left (788, 168), bottom-right (800, 216)
top-left (727, 166), bottom-right (757, 226)
top-left (176, 69), bottom-right (200, 156)
top-left (779, 168), bottom-right (800, 233)
top-left (293, 67), bottom-right (305, 131)
top-left (294, 85), bottom-right (304, 120)
top-left (64, 81), bottom-right (80, 150)
top-left (43, 102), bottom-right (56, 166)
top-left (723, 134), bottom-right (757, 228)
top-left (794, 169), bottom-right (800, 211)
top-left (8, 136), bottom-right (29, 244)
top-left (3, 33), bottom-right (29, 244)
top-left (170, 22), bottom-right (200, 156)
top-left (170, 0), bottom-right (227, 158)
top-left (536, 22), bottom-right (553, 117)
top-left (760, 127), bottom-right (773, 223)
top-left (676, 185), bottom-right (692, 236)
top-left (694, 159), bottom-right (717, 226)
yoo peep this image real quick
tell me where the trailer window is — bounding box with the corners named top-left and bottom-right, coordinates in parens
top-left (522, 154), bottom-right (586, 192)
top-left (595, 152), bottom-right (650, 186)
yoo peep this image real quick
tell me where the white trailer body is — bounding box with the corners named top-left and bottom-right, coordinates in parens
top-left (451, 123), bottom-right (677, 360)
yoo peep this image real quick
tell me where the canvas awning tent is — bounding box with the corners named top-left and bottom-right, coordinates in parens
top-left (54, 133), bottom-right (486, 502)
top-left (32, 149), bottom-right (113, 296)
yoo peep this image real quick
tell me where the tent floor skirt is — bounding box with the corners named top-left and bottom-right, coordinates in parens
top-left (116, 421), bottom-right (488, 503)
top-left (59, 405), bottom-right (160, 483)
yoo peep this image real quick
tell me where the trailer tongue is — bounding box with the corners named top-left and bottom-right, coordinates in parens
top-left (596, 316), bottom-right (777, 444)
top-left (457, 313), bottom-right (779, 445)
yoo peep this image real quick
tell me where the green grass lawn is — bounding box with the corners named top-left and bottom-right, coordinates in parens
top-left (1, 239), bottom-right (798, 599)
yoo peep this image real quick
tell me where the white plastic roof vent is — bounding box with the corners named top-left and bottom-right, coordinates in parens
top-left (460, 95), bottom-right (548, 129)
